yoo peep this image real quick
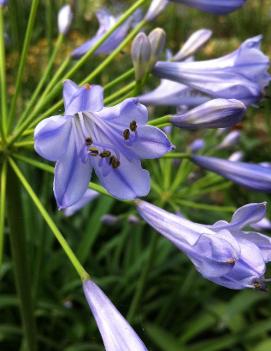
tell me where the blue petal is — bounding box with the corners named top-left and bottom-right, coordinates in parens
top-left (54, 133), bottom-right (93, 209)
top-left (192, 156), bottom-right (271, 192)
top-left (63, 189), bottom-right (99, 216)
top-left (93, 157), bottom-right (150, 200)
top-left (63, 79), bottom-right (80, 109)
top-left (34, 115), bottom-right (72, 162)
top-left (170, 0), bottom-right (246, 14)
top-left (129, 125), bottom-right (173, 159)
top-left (65, 83), bottom-right (104, 115)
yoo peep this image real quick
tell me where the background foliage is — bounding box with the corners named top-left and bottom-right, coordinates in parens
top-left (1, 0), bottom-right (271, 350)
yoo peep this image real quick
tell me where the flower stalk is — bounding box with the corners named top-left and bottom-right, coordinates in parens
top-left (0, 6), bottom-right (7, 142)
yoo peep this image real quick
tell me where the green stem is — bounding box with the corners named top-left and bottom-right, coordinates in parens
top-left (0, 6), bottom-right (7, 142)
top-left (175, 199), bottom-right (235, 212)
top-left (104, 82), bottom-right (136, 105)
top-left (104, 68), bottom-right (134, 92)
top-left (6, 163), bottom-right (37, 351)
top-left (0, 159), bottom-right (7, 267)
top-left (148, 115), bottom-right (171, 126)
top-left (17, 34), bottom-right (64, 127)
top-left (162, 152), bottom-right (191, 159)
top-left (127, 233), bottom-right (159, 322)
top-left (8, 158), bottom-right (89, 281)
top-left (8, 0), bottom-right (40, 131)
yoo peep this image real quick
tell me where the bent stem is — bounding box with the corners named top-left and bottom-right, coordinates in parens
top-left (8, 158), bottom-right (89, 281)
top-left (6, 163), bottom-right (37, 351)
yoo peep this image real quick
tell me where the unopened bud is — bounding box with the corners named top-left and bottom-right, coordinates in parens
top-left (145, 0), bottom-right (169, 21)
top-left (131, 32), bottom-right (151, 81)
top-left (58, 5), bottom-right (73, 35)
top-left (101, 214), bottom-right (119, 226)
top-left (148, 28), bottom-right (166, 67)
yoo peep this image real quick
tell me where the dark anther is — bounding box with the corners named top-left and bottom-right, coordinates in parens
top-left (253, 280), bottom-right (268, 292)
top-left (89, 147), bottom-right (99, 156)
top-left (109, 156), bottom-right (120, 169)
top-left (85, 137), bottom-right (93, 146)
top-left (226, 258), bottom-right (236, 265)
top-left (100, 150), bottom-right (111, 158)
top-left (84, 83), bottom-right (91, 90)
top-left (130, 120), bottom-right (137, 132)
top-left (123, 129), bottom-right (130, 140)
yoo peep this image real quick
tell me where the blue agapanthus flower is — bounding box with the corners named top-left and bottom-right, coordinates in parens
top-left (154, 36), bottom-right (270, 106)
top-left (83, 280), bottom-right (148, 350)
top-left (63, 189), bottom-right (99, 217)
top-left (192, 155), bottom-right (271, 192)
top-left (34, 80), bottom-right (173, 208)
top-left (169, 0), bottom-right (246, 14)
top-left (72, 8), bottom-right (139, 58)
top-left (137, 201), bottom-right (271, 290)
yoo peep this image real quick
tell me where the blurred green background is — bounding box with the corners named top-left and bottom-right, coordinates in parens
top-left (1, 1), bottom-right (271, 350)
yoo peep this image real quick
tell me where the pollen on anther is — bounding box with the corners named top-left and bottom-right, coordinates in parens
top-left (84, 83), bottom-right (91, 90)
top-left (89, 147), bottom-right (99, 156)
top-left (109, 156), bottom-right (120, 169)
top-left (130, 120), bottom-right (137, 132)
top-left (100, 150), bottom-right (111, 158)
top-left (226, 258), bottom-right (236, 265)
top-left (123, 129), bottom-right (130, 140)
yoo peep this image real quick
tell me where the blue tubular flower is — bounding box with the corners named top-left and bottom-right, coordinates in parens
top-left (63, 189), bottom-right (99, 217)
top-left (58, 5), bottom-right (73, 35)
top-left (170, 99), bottom-right (246, 129)
top-left (72, 8), bottom-right (139, 58)
top-left (191, 155), bottom-right (271, 192)
top-left (139, 79), bottom-right (209, 106)
top-left (169, 0), bottom-right (246, 14)
top-left (137, 201), bottom-right (271, 290)
top-left (0, 0), bottom-right (7, 5)
top-left (83, 280), bottom-right (148, 351)
top-left (154, 36), bottom-right (270, 106)
top-left (34, 80), bottom-right (172, 208)
top-left (137, 201), bottom-right (241, 279)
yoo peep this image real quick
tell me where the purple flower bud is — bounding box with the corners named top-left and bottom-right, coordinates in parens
top-left (83, 280), bottom-right (148, 350)
top-left (58, 5), bottom-right (73, 35)
top-left (170, 99), bottom-right (246, 129)
top-left (131, 32), bottom-right (152, 81)
top-left (192, 155), bottom-right (271, 192)
top-left (189, 139), bottom-right (205, 153)
top-left (0, 0), bottom-right (7, 6)
top-left (145, 0), bottom-right (169, 21)
top-left (148, 28), bottom-right (166, 66)
top-left (217, 130), bottom-right (241, 149)
top-left (228, 151), bottom-right (244, 162)
top-left (169, 0), bottom-right (246, 14)
top-left (172, 29), bottom-right (212, 61)
top-left (101, 214), bottom-right (119, 226)
top-left (137, 201), bottom-right (271, 290)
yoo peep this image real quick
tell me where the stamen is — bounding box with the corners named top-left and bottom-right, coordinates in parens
top-left (226, 258), bottom-right (236, 265)
top-left (253, 280), bottom-right (268, 292)
top-left (85, 137), bottom-right (93, 146)
top-left (123, 129), bottom-right (130, 140)
top-left (130, 120), bottom-right (137, 132)
top-left (100, 150), bottom-right (111, 158)
top-left (88, 147), bottom-right (99, 156)
top-left (109, 156), bottom-right (120, 169)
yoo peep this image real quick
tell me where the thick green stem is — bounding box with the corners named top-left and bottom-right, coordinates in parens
top-left (0, 6), bottom-right (7, 141)
top-left (148, 115), bottom-right (171, 126)
top-left (6, 164), bottom-right (37, 351)
top-left (9, 158), bottom-right (90, 281)
top-left (8, 0), bottom-right (40, 131)
top-left (0, 159), bottom-right (7, 267)
top-left (104, 82), bottom-right (136, 105)
top-left (104, 68), bottom-right (134, 92)
top-left (127, 233), bottom-right (159, 322)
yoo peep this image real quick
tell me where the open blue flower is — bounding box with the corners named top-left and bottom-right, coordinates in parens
top-left (137, 201), bottom-right (271, 290)
top-left (72, 8), bottom-right (139, 58)
top-left (34, 80), bottom-right (172, 208)
top-left (83, 280), bottom-right (148, 350)
top-left (192, 155), bottom-right (271, 192)
top-left (169, 0), bottom-right (246, 14)
top-left (154, 36), bottom-right (270, 106)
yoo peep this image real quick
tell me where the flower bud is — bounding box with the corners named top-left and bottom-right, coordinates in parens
top-left (131, 32), bottom-right (151, 81)
top-left (145, 0), bottom-right (169, 21)
top-left (58, 5), bottom-right (73, 35)
top-left (148, 28), bottom-right (166, 67)
top-left (217, 130), bottom-right (241, 149)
